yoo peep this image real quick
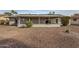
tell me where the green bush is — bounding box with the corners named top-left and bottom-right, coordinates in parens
top-left (61, 16), bottom-right (70, 26)
top-left (26, 19), bottom-right (32, 28)
top-left (0, 20), bottom-right (5, 25)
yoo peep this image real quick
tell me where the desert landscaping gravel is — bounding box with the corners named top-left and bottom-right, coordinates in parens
top-left (0, 25), bottom-right (79, 48)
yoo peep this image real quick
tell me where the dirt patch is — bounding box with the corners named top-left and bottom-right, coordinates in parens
top-left (0, 38), bottom-right (31, 48)
top-left (0, 25), bottom-right (79, 48)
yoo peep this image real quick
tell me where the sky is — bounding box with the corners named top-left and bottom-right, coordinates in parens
top-left (0, 10), bottom-right (79, 16)
top-left (0, 0), bottom-right (79, 16)
top-left (0, 0), bottom-right (79, 10)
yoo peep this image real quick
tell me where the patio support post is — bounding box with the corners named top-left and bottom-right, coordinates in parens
top-left (57, 18), bottom-right (59, 24)
top-left (38, 17), bottom-right (40, 24)
top-left (18, 17), bottom-right (21, 26)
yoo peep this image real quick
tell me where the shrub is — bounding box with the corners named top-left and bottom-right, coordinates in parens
top-left (61, 16), bottom-right (70, 26)
top-left (65, 29), bottom-right (70, 33)
top-left (0, 20), bottom-right (5, 25)
top-left (4, 20), bottom-right (9, 25)
top-left (26, 19), bottom-right (32, 28)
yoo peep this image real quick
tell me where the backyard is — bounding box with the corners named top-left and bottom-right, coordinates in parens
top-left (0, 25), bottom-right (79, 48)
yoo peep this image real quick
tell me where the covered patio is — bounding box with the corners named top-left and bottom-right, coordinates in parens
top-left (5, 14), bottom-right (63, 27)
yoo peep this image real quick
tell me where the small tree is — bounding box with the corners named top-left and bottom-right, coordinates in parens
top-left (4, 12), bottom-right (12, 16)
top-left (10, 10), bottom-right (17, 15)
top-left (61, 16), bottom-right (70, 26)
top-left (61, 16), bottom-right (71, 33)
top-left (26, 19), bottom-right (32, 28)
top-left (4, 10), bottom-right (17, 16)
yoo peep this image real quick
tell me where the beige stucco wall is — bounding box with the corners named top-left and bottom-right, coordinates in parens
top-left (0, 16), bottom-right (8, 21)
top-left (17, 17), bottom-right (61, 27)
top-left (8, 17), bottom-right (62, 27)
top-left (17, 19), bottom-right (26, 27)
top-left (71, 19), bottom-right (79, 25)
top-left (9, 18), bottom-right (16, 25)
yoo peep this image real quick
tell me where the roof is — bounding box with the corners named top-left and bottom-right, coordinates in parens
top-left (5, 14), bottom-right (64, 18)
top-left (0, 14), bottom-right (6, 16)
top-left (71, 14), bottom-right (79, 19)
top-left (0, 14), bottom-right (8, 20)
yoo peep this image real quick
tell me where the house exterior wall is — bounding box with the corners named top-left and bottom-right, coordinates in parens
top-left (17, 17), bottom-right (61, 27)
top-left (31, 17), bottom-right (39, 24)
top-left (51, 18), bottom-right (61, 24)
top-left (51, 19), bottom-right (57, 24)
top-left (40, 19), bottom-right (46, 24)
top-left (40, 17), bottom-right (48, 24)
top-left (8, 16), bottom-right (62, 27)
top-left (0, 16), bottom-right (7, 20)
top-left (71, 14), bottom-right (79, 25)
top-left (17, 19), bottom-right (26, 27)
top-left (71, 19), bottom-right (79, 25)
top-left (9, 18), bottom-right (16, 25)
top-left (0, 15), bottom-right (8, 20)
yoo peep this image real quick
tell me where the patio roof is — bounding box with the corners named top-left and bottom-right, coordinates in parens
top-left (5, 14), bottom-right (64, 18)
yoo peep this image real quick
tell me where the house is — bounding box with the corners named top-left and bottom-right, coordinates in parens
top-left (5, 14), bottom-right (64, 27)
top-left (0, 14), bottom-right (9, 24)
top-left (0, 14), bottom-right (7, 21)
top-left (71, 14), bottom-right (79, 25)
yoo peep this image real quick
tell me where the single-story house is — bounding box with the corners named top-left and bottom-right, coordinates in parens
top-left (71, 14), bottom-right (79, 25)
top-left (0, 14), bottom-right (8, 21)
top-left (5, 14), bottom-right (64, 27)
top-left (0, 14), bottom-right (9, 24)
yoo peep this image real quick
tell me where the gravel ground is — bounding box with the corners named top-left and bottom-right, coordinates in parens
top-left (0, 25), bottom-right (79, 48)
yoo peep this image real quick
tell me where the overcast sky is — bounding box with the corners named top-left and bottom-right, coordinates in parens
top-left (0, 0), bottom-right (79, 14)
top-left (0, 10), bottom-right (79, 16)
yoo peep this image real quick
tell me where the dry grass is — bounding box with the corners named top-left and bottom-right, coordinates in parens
top-left (0, 25), bottom-right (79, 48)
